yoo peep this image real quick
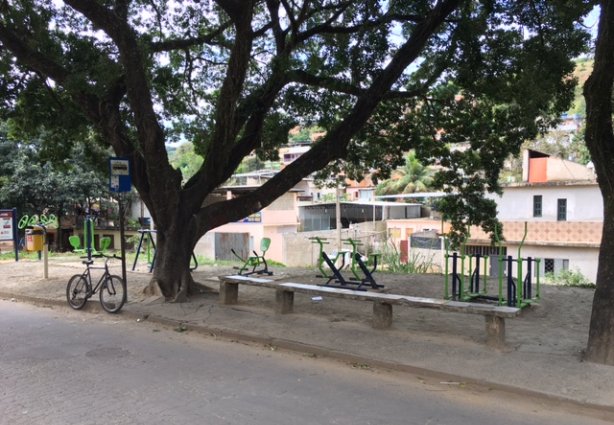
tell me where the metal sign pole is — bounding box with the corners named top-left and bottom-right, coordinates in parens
top-left (118, 194), bottom-right (128, 286)
top-left (12, 208), bottom-right (18, 262)
top-left (109, 156), bottom-right (131, 288)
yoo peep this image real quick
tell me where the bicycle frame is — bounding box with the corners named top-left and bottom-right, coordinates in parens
top-left (80, 259), bottom-right (111, 296)
top-left (67, 254), bottom-right (126, 314)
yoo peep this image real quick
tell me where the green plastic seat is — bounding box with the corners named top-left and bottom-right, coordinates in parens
top-left (232, 237), bottom-right (273, 276)
top-left (99, 236), bottom-right (111, 252)
top-left (259, 237), bottom-right (271, 253)
top-left (68, 235), bottom-right (82, 251)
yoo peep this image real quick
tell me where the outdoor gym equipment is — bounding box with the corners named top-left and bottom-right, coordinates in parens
top-left (309, 236), bottom-right (383, 291)
top-left (132, 229), bottom-right (199, 273)
top-left (444, 222), bottom-right (540, 308)
top-left (18, 213), bottom-right (58, 230)
top-left (343, 238), bottom-right (383, 290)
top-left (309, 236), bottom-right (350, 287)
top-left (68, 210), bottom-right (111, 256)
top-left (231, 237), bottom-right (273, 276)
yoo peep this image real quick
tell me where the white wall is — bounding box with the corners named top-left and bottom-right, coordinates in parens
top-left (507, 244), bottom-right (598, 284)
top-left (490, 185), bottom-right (602, 221)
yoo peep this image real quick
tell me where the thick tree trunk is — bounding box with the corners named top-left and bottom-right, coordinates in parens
top-left (143, 213), bottom-right (211, 302)
top-left (586, 197), bottom-right (614, 364)
top-left (583, 1), bottom-right (614, 365)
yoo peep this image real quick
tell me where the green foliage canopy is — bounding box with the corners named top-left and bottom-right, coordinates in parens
top-left (0, 0), bottom-right (594, 260)
top-left (0, 123), bottom-right (108, 217)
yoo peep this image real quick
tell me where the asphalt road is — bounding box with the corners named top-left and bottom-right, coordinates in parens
top-left (0, 299), bottom-right (611, 425)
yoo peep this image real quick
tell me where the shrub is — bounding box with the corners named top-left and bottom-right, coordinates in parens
top-left (544, 269), bottom-right (595, 288)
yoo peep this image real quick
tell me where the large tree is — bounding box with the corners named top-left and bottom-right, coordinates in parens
top-left (584, 1), bottom-right (614, 365)
top-left (0, 1), bottom-right (591, 300)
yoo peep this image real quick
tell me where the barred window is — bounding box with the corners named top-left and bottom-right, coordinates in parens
top-left (557, 199), bottom-right (567, 221)
top-left (533, 195), bottom-right (542, 217)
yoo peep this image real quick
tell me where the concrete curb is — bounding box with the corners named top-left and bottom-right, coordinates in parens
top-left (2, 290), bottom-right (613, 418)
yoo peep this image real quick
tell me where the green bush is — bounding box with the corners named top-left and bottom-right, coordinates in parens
top-left (380, 240), bottom-right (436, 274)
top-left (544, 269), bottom-right (595, 288)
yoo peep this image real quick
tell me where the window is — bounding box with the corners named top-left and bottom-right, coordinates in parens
top-left (543, 258), bottom-right (569, 275)
top-left (533, 195), bottom-right (542, 217)
top-left (238, 212), bottom-right (261, 223)
top-left (544, 259), bottom-right (555, 274)
top-left (557, 198), bottom-right (567, 221)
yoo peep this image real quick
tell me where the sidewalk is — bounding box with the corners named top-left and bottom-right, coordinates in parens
top-left (1, 258), bottom-right (613, 412)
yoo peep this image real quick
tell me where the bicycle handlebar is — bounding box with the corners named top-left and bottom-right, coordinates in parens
top-left (80, 254), bottom-right (122, 261)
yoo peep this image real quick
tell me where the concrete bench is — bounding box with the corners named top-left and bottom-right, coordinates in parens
top-left (218, 275), bottom-right (521, 348)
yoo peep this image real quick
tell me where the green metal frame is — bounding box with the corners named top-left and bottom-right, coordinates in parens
top-left (342, 237), bottom-right (380, 280)
top-left (68, 218), bottom-right (111, 254)
top-left (445, 221), bottom-right (540, 309)
top-left (234, 237), bottom-right (272, 275)
top-left (309, 236), bottom-right (347, 276)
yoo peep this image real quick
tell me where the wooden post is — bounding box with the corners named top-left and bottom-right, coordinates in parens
top-left (43, 239), bottom-right (49, 279)
top-left (275, 289), bottom-right (294, 314)
top-left (372, 301), bottom-right (393, 329)
top-left (219, 281), bottom-right (239, 305)
top-left (485, 315), bottom-right (506, 348)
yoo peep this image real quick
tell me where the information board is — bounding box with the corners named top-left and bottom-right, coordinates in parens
top-left (0, 209), bottom-right (16, 242)
top-left (109, 157), bottom-right (131, 193)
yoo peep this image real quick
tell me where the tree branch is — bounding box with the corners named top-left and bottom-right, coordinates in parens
top-left (214, 0), bottom-right (244, 23)
top-left (287, 69), bottom-right (426, 99)
top-left (0, 23), bottom-right (69, 85)
top-left (199, 3), bottom-right (256, 190)
top-left (149, 21), bottom-right (232, 52)
top-left (264, 0), bottom-right (287, 53)
top-left (197, 0), bottom-right (462, 232)
top-left (65, 0), bottom-right (181, 229)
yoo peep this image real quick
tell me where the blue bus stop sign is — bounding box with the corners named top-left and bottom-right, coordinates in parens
top-left (109, 157), bottom-right (131, 193)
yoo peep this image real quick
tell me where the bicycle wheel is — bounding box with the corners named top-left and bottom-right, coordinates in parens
top-left (99, 275), bottom-right (126, 313)
top-left (66, 274), bottom-right (89, 310)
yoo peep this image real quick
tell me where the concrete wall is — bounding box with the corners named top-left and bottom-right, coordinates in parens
top-left (409, 245), bottom-right (444, 273)
top-left (509, 244), bottom-right (599, 284)
top-left (264, 225), bottom-right (297, 264)
top-left (282, 222), bottom-right (386, 267)
top-left (194, 233), bottom-right (215, 259)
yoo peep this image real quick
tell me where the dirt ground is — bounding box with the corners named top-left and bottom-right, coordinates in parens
top-left (0, 256), bottom-right (595, 357)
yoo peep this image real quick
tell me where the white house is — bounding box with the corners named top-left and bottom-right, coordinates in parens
top-left (478, 150), bottom-right (601, 282)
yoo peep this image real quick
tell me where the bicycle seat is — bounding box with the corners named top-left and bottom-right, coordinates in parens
top-left (82, 260), bottom-right (94, 265)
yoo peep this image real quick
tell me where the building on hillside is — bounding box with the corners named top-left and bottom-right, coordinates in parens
top-left (476, 150), bottom-right (601, 281)
top-left (279, 143), bottom-right (311, 166)
top-left (345, 175), bottom-right (377, 202)
top-left (385, 150), bottom-right (602, 283)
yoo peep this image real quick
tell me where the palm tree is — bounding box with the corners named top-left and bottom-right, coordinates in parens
top-left (375, 151), bottom-right (434, 196)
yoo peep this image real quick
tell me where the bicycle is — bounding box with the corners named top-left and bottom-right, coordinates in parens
top-left (66, 254), bottom-right (126, 313)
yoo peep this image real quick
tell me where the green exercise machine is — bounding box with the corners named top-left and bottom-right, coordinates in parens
top-left (444, 222), bottom-right (540, 308)
top-left (231, 237), bottom-right (273, 276)
top-left (310, 236), bottom-right (383, 291)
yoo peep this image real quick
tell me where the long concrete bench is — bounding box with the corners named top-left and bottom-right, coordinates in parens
top-left (218, 275), bottom-right (522, 348)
